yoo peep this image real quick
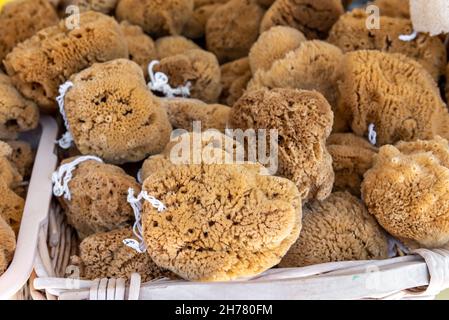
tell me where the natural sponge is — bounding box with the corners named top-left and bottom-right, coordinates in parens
top-left (0, 180), bottom-right (24, 235)
top-left (76, 228), bottom-right (173, 281)
top-left (115, 0), bottom-right (194, 37)
top-left (7, 140), bottom-right (35, 179)
top-left (0, 0), bottom-right (59, 63)
top-left (141, 162), bottom-right (302, 281)
top-left (154, 49), bottom-right (222, 103)
top-left (206, 0), bottom-right (264, 62)
top-left (260, 0), bottom-right (344, 39)
top-left (120, 21), bottom-right (158, 78)
top-left (60, 0), bottom-right (118, 13)
top-left (0, 215), bottom-right (16, 276)
top-left (230, 88), bottom-right (334, 201)
top-left (184, 3), bottom-right (222, 39)
top-left (155, 36), bottom-right (200, 59)
top-left (327, 133), bottom-right (377, 196)
top-left (279, 192), bottom-right (389, 267)
top-left (337, 50), bottom-right (449, 146)
top-left (219, 57), bottom-right (252, 106)
top-left (63, 59), bottom-right (172, 164)
top-left (247, 40), bottom-right (343, 108)
top-left (0, 74), bottom-right (39, 140)
top-left (55, 157), bottom-right (140, 239)
top-left (4, 11), bottom-right (129, 112)
top-left (0, 142), bottom-right (22, 189)
top-left (160, 98), bottom-right (230, 131)
top-left (249, 26), bottom-right (306, 74)
top-left (362, 136), bottom-right (449, 248)
top-left (328, 9), bottom-right (447, 81)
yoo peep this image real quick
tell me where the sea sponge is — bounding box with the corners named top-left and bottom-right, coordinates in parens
top-left (206, 0), bottom-right (264, 62)
top-left (0, 142), bottom-right (22, 189)
top-left (279, 192), bottom-right (389, 267)
top-left (247, 40), bottom-right (344, 108)
top-left (327, 133), bottom-right (377, 196)
top-left (141, 162), bottom-right (301, 281)
top-left (59, 0), bottom-right (118, 13)
top-left (0, 0), bottom-right (58, 63)
top-left (0, 180), bottom-right (24, 235)
top-left (362, 137), bottom-right (449, 248)
top-left (64, 59), bottom-right (172, 164)
top-left (160, 98), bottom-right (230, 131)
top-left (7, 140), bottom-right (35, 179)
top-left (0, 215), bottom-right (16, 276)
top-left (0, 73), bottom-right (39, 140)
top-left (337, 50), bottom-right (449, 146)
top-left (3, 11), bottom-right (129, 113)
top-left (141, 130), bottom-right (244, 181)
top-left (120, 21), bottom-right (158, 78)
top-left (327, 9), bottom-right (447, 81)
top-left (219, 57), bottom-right (252, 106)
top-left (260, 0), bottom-right (344, 39)
top-left (373, 0), bottom-right (410, 18)
top-left (56, 157), bottom-right (140, 239)
top-left (154, 49), bottom-right (222, 103)
top-left (115, 0), bottom-right (194, 37)
top-left (230, 88), bottom-right (334, 201)
top-left (75, 228), bottom-right (173, 281)
top-left (184, 3), bottom-right (222, 39)
top-left (155, 36), bottom-right (200, 59)
top-left (249, 26), bottom-right (306, 74)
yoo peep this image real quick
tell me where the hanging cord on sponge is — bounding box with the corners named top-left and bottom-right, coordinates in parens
top-left (52, 155), bottom-right (104, 201)
top-left (147, 60), bottom-right (191, 98)
top-left (56, 81), bottom-right (75, 149)
top-left (123, 188), bottom-right (166, 253)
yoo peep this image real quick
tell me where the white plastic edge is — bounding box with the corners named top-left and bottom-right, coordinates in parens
top-left (0, 116), bottom-right (59, 300)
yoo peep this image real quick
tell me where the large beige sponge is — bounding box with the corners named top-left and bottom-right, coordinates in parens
top-left (206, 0), bottom-right (264, 62)
top-left (116, 0), bottom-right (194, 37)
top-left (337, 50), bottom-right (449, 146)
top-left (0, 74), bottom-right (39, 140)
top-left (141, 162), bottom-right (301, 281)
top-left (230, 88), bottom-right (334, 201)
top-left (248, 40), bottom-right (344, 108)
top-left (249, 26), bottom-right (306, 74)
top-left (56, 157), bottom-right (140, 239)
top-left (328, 9), bottom-right (447, 81)
top-left (0, 0), bottom-right (58, 63)
top-left (362, 136), bottom-right (449, 248)
top-left (64, 59), bottom-right (172, 164)
top-left (279, 192), bottom-right (389, 267)
top-left (4, 11), bottom-right (129, 113)
top-left (76, 228), bottom-right (174, 281)
top-left (155, 36), bottom-right (200, 59)
top-left (260, 0), bottom-right (344, 39)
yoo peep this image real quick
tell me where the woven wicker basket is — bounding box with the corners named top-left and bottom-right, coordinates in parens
top-left (31, 174), bottom-right (449, 300)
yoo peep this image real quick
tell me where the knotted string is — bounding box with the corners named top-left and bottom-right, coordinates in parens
top-left (52, 155), bottom-right (103, 201)
top-left (56, 81), bottom-right (74, 149)
top-left (123, 188), bottom-right (166, 253)
top-left (368, 123), bottom-right (377, 146)
top-left (147, 60), bottom-right (191, 98)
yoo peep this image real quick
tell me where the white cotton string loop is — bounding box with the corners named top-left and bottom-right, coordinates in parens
top-left (368, 123), bottom-right (377, 146)
top-left (52, 155), bottom-right (103, 201)
top-left (56, 81), bottom-right (74, 149)
top-left (147, 60), bottom-right (191, 98)
top-left (399, 30), bottom-right (418, 42)
top-left (123, 188), bottom-right (166, 253)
